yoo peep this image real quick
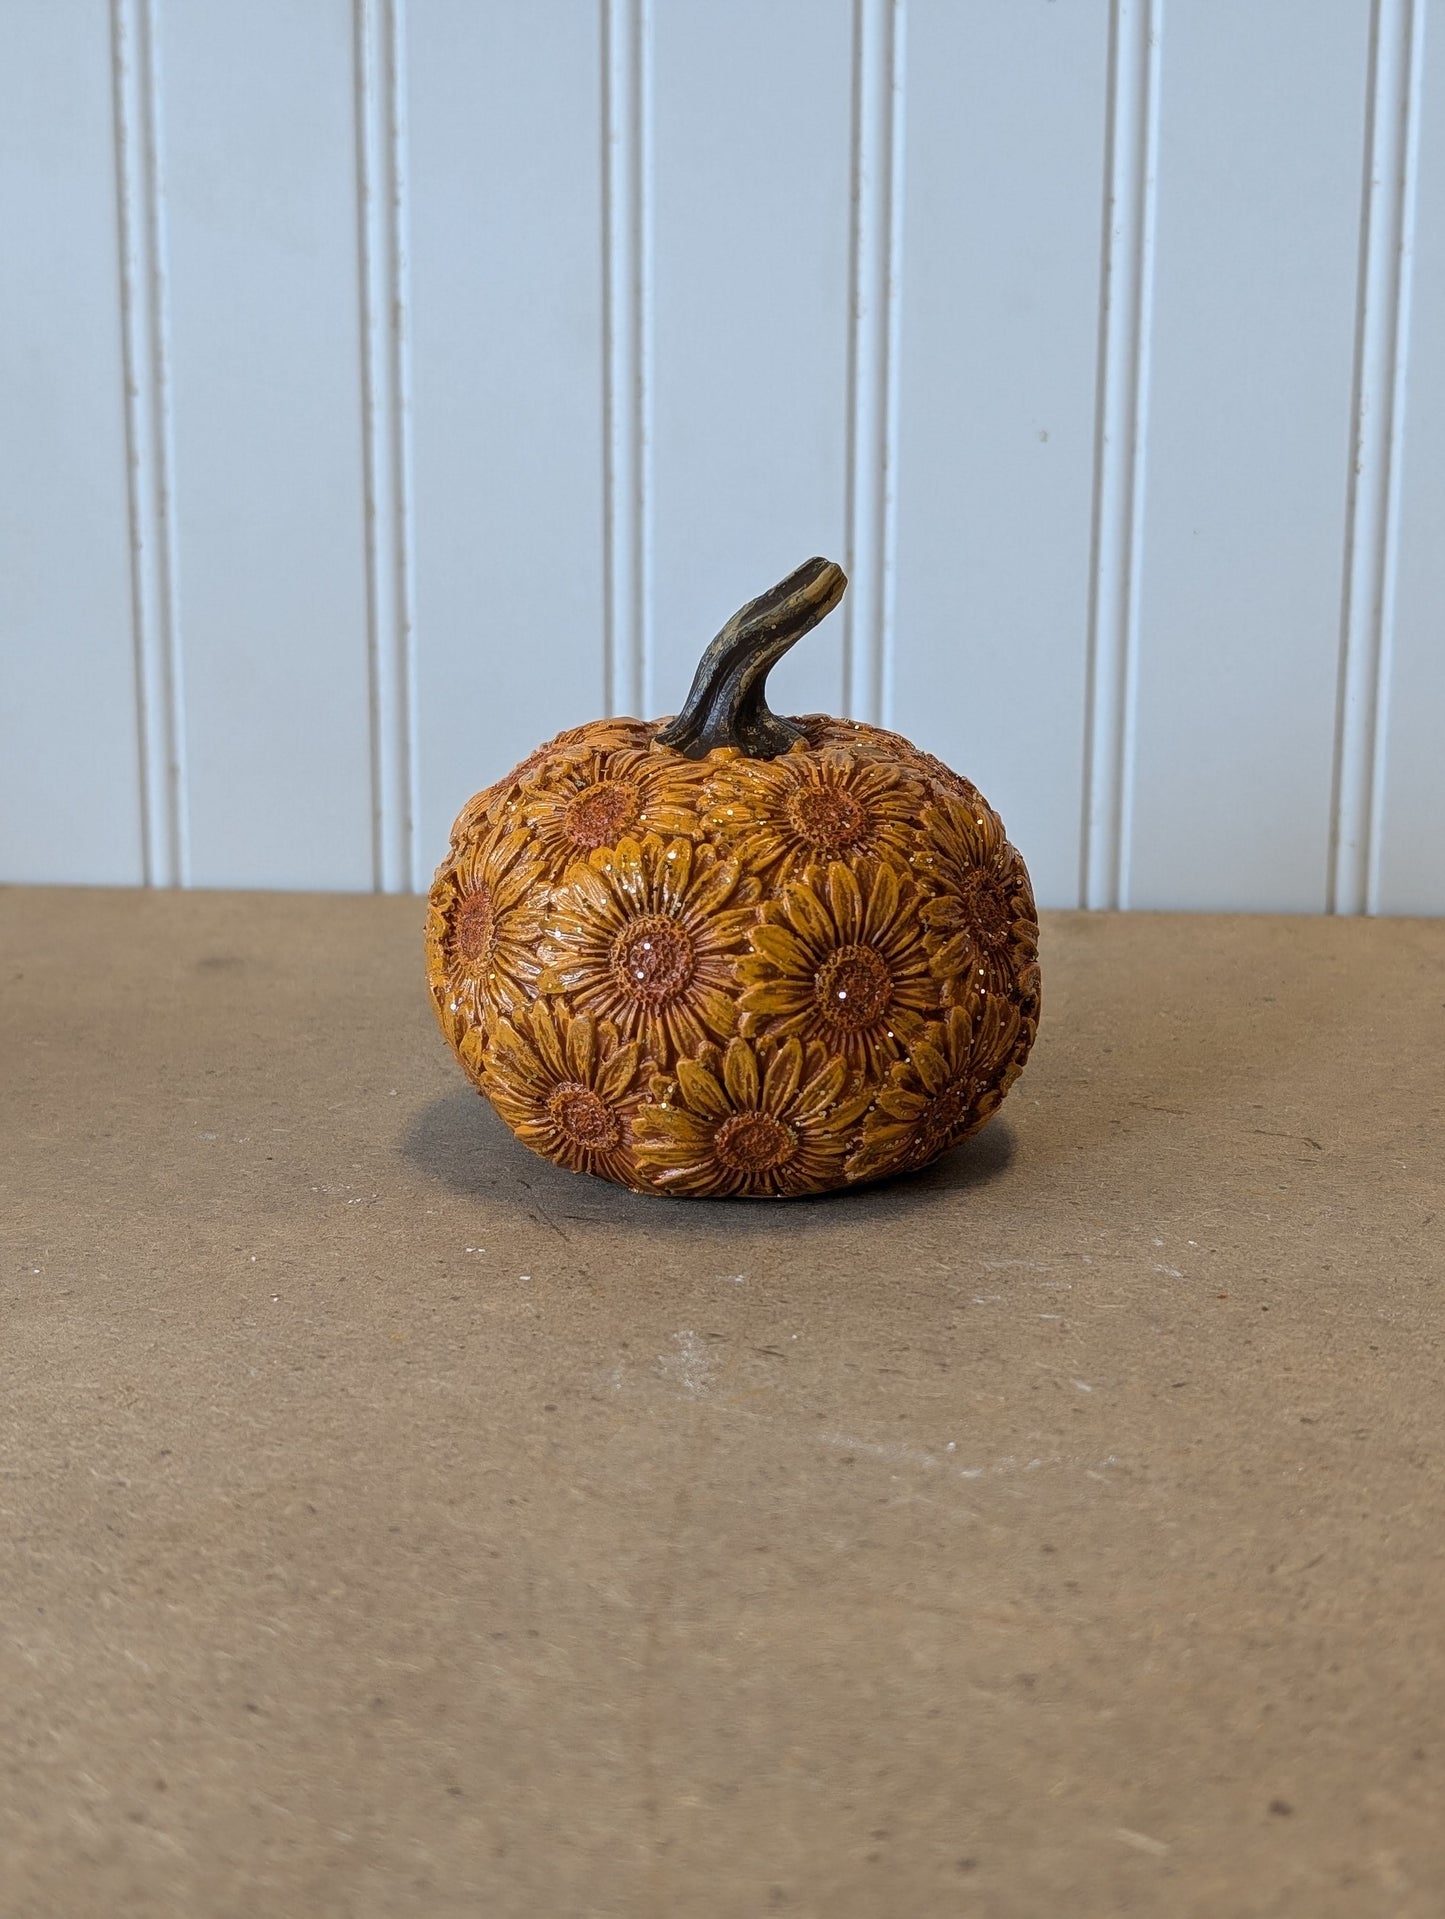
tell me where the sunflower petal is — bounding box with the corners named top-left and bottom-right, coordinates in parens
top-left (687, 852), bottom-right (742, 920)
top-left (747, 924), bottom-right (813, 972)
top-left (877, 1085), bottom-right (929, 1121)
top-left (737, 980), bottom-right (810, 1021)
top-left (666, 1002), bottom-right (710, 1058)
top-left (825, 862), bottom-right (863, 939)
top-left (827, 1087), bottom-right (874, 1134)
top-left (537, 962), bottom-right (593, 994)
top-left (781, 878), bottom-right (836, 950)
top-left (792, 1052), bottom-right (850, 1118)
top-left (596, 1038), bottom-right (642, 1101)
top-left (762, 1037), bottom-right (804, 1114)
top-left (722, 1039), bottom-right (760, 1108)
top-left (605, 837), bottom-right (648, 903)
top-left (910, 1040), bottom-right (950, 1097)
top-left (529, 1003), bottom-right (568, 1080)
top-left (845, 1132), bottom-right (911, 1183)
top-left (701, 904), bottom-right (763, 953)
top-left (633, 1108), bottom-right (716, 1156)
top-left (918, 894), bottom-right (960, 928)
top-left (942, 1003), bottom-right (976, 1060)
top-left (693, 987), bottom-right (739, 1040)
top-left (636, 802), bottom-right (697, 836)
top-left (862, 860), bottom-right (901, 946)
top-left (675, 1056), bottom-right (731, 1120)
top-left (887, 1006), bottom-right (929, 1048)
top-left (655, 837), bottom-right (694, 908)
top-left (458, 1024), bottom-right (490, 1081)
top-left (562, 1013), bottom-right (596, 1081)
top-left (565, 861), bottom-right (618, 920)
top-left (927, 933), bottom-right (976, 981)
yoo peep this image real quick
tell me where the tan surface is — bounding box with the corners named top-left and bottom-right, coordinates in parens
top-left (1, 888), bottom-right (1442, 1918)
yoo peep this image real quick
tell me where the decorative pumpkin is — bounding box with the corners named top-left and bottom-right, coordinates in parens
top-left (425, 558), bottom-right (1040, 1198)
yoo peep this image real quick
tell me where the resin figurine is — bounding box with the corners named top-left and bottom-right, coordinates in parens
top-left (426, 558), bottom-right (1040, 1197)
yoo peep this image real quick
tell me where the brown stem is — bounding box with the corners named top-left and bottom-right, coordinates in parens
top-left (653, 557), bottom-right (848, 760)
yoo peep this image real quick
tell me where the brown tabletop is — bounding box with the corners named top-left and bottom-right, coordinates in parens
top-left (2, 888), bottom-right (1442, 1918)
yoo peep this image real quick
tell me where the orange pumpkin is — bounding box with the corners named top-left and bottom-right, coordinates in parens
top-left (425, 559), bottom-right (1040, 1197)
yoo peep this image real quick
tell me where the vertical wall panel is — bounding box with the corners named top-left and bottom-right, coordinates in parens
top-left (357, 0), bottom-right (417, 897)
top-left (160, 0), bottom-right (373, 890)
top-left (891, 0), bottom-right (1111, 909)
top-left (1331, 0), bottom-right (1420, 915)
top-left (0, 1), bottom-right (144, 885)
top-left (1374, 0), bottom-right (1445, 916)
top-left (648, 0), bottom-right (853, 725)
top-left (1123, 0), bottom-right (1371, 911)
top-left (407, 1), bottom-right (606, 861)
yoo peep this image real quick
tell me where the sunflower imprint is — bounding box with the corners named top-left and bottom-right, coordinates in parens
top-left (470, 1002), bottom-right (649, 1187)
top-left (537, 834), bottom-right (758, 1060)
top-left (634, 1037), bottom-right (870, 1198)
top-left (425, 822), bottom-right (543, 1043)
top-left (737, 858), bottom-right (940, 1078)
top-left (517, 741), bottom-right (703, 880)
top-left (704, 748), bottom-right (924, 880)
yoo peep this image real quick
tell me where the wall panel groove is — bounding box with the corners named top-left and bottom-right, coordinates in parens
top-left (1370, 0), bottom-right (1444, 914)
top-left (843, 0), bottom-right (905, 728)
top-left (356, 0), bottom-right (419, 893)
top-left (1081, 0), bottom-right (1160, 911)
top-left (112, 0), bottom-right (188, 887)
top-left (1330, 0), bottom-right (1424, 915)
top-left (603, 0), bottom-right (652, 720)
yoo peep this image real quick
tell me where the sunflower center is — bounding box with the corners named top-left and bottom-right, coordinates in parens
top-left (814, 944), bottom-right (893, 1030)
top-left (454, 885), bottom-right (496, 967)
top-left (565, 779), bottom-right (640, 850)
top-left (954, 868), bottom-right (1012, 949)
top-left (547, 1082), bottom-right (621, 1151)
top-left (714, 1111), bottom-right (796, 1174)
top-left (785, 782), bottom-right (869, 853)
top-left (611, 915), bottom-right (696, 1006)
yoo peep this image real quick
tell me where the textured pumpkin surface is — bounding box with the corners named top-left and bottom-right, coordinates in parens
top-left (425, 713), bottom-right (1040, 1198)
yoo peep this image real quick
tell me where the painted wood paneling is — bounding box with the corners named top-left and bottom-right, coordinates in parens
top-left (648, 0), bottom-right (853, 728)
top-left (408, 0), bottom-right (606, 877)
top-left (891, 0), bottom-right (1111, 910)
top-left (0, 0), bottom-right (144, 885)
top-left (1374, 0), bottom-right (1445, 916)
top-left (1122, 0), bottom-right (1372, 911)
top-left (159, 0), bottom-right (374, 890)
top-left (1331, 0), bottom-right (1422, 915)
top-left (2, 0), bottom-right (1443, 913)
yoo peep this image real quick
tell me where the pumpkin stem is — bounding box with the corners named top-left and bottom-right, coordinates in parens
top-left (654, 557), bottom-right (848, 760)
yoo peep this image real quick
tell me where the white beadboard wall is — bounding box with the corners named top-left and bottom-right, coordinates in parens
top-left (1, 0), bottom-right (1441, 911)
